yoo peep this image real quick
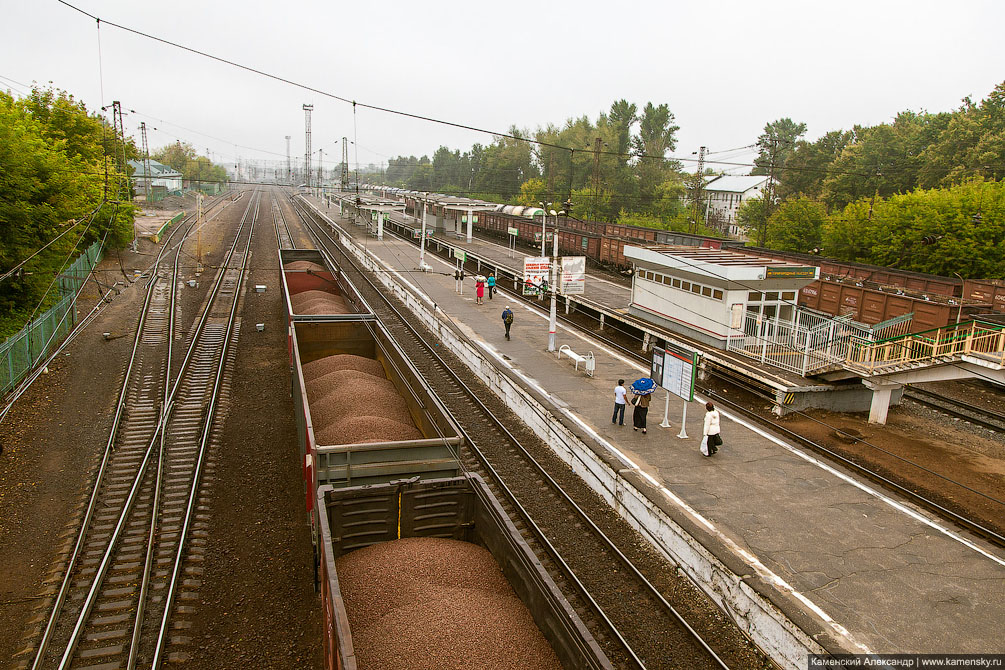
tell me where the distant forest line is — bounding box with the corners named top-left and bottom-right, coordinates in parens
top-left (367, 82), bottom-right (1005, 278)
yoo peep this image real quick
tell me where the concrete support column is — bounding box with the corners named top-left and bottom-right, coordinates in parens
top-left (863, 380), bottom-right (901, 425)
top-left (642, 332), bottom-right (651, 353)
top-left (600, 313), bottom-right (605, 330)
top-left (466, 208), bottom-right (474, 243)
top-left (376, 212), bottom-right (383, 240)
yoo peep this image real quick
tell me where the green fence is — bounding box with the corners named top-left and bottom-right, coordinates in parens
top-left (0, 241), bottom-right (104, 395)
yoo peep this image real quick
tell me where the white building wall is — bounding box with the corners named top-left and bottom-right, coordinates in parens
top-left (631, 276), bottom-right (732, 340)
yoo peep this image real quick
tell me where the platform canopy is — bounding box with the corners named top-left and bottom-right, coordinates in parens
top-left (625, 245), bottom-right (820, 285)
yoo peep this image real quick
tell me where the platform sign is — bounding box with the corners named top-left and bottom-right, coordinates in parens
top-left (523, 257), bottom-right (550, 296)
top-left (560, 256), bottom-right (586, 295)
top-left (507, 227), bottom-right (519, 236)
top-left (454, 249), bottom-right (466, 263)
top-left (651, 343), bottom-right (697, 401)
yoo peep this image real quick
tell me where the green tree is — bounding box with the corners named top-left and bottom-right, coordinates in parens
top-left (736, 198), bottom-right (767, 246)
top-left (776, 130), bottom-right (852, 200)
top-left (765, 197), bottom-right (826, 252)
top-left (752, 118), bottom-right (807, 176)
top-left (633, 103), bottom-right (680, 211)
top-left (517, 178), bottom-right (548, 207)
top-left (919, 82), bottom-right (1005, 187)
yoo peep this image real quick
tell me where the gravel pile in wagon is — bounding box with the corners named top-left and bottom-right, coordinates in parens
top-left (290, 289), bottom-right (349, 314)
top-left (304, 354), bottom-right (420, 445)
top-left (283, 260), bottom-right (327, 272)
top-left (335, 537), bottom-right (560, 669)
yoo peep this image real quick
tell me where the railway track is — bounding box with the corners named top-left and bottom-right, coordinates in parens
top-left (291, 196), bottom-right (766, 670)
top-left (24, 189), bottom-right (261, 670)
top-left (903, 385), bottom-right (1005, 432)
top-left (273, 195), bottom-right (295, 250)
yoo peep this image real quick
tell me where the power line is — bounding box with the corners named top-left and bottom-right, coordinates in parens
top-left (56, 0), bottom-right (933, 182)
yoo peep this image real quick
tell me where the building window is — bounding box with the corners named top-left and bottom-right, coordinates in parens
top-left (748, 291), bottom-right (762, 301)
top-left (672, 279), bottom-right (681, 288)
top-left (663, 276), bottom-right (672, 285)
top-left (782, 291), bottom-right (796, 301)
top-left (712, 289), bottom-right (723, 300)
top-left (691, 284), bottom-right (701, 294)
top-left (701, 286), bottom-right (713, 297)
top-left (682, 281), bottom-right (691, 292)
top-left (765, 291), bottom-right (779, 301)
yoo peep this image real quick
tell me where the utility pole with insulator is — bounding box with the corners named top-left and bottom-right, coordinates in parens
top-left (341, 137), bottom-right (350, 192)
top-left (759, 139), bottom-right (778, 247)
top-left (285, 135), bottom-right (291, 185)
top-left (590, 137), bottom-right (602, 221)
top-left (303, 104), bottom-right (313, 188)
top-left (689, 146), bottom-right (707, 234)
top-left (140, 122), bottom-right (152, 202)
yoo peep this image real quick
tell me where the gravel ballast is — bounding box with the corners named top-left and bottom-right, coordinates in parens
top-left (335, 537), bottom-right (561, 669)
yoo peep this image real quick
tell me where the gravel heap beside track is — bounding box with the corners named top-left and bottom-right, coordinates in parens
top-left (336, 537), bottom-right (561, 670)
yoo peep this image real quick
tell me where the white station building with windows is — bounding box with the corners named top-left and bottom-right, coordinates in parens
top-left (625, 245), bottom-right (820, 350)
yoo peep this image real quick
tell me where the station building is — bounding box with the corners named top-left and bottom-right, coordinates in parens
top-left (625, 245), bottom-right (820, 350)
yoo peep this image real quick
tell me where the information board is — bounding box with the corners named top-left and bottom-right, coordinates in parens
top-left (651, 343), bottom-right (697, 401)
top-left (454, 249), bottom-right (466, 262)
top-left (507, 227), bottom-right (519, 236)
top-left (523, 257), bottom-right (550, 296)
top-left (561, 256), bottom-right (586, 295)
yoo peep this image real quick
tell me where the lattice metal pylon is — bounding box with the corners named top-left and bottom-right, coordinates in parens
top-left (303, 104), bottom-right (313, 188)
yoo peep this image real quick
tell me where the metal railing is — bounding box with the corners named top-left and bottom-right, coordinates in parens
top-left (0, 241), bottom-right (103, 395)
top-left (846, 320), bottom-right (1005, 373)
top-left (726, 308), bottom-right (882, 376)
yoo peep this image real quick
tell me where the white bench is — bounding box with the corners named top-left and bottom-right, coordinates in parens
top-left (558, 345), bottom-right (596, 377)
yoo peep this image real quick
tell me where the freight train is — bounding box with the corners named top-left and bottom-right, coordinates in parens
top-left (351, 187), bottom-right (1002, 329)
top-left (279, 247), bottom-right (610, 669)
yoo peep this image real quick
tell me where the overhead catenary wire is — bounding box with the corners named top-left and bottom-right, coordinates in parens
top-left (56, 0), bottom-right (1000, 182)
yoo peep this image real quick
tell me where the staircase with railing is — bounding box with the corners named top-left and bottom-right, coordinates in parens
top-left (845, 320), bottom-right (1005, 375)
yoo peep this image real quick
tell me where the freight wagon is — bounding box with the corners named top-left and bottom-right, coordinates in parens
top-left (317, 474), bottom-right (612, 670)
top-left (739, 246), bottom-right (962, 297)
top-left (291, 318), bottom-right (464, 516)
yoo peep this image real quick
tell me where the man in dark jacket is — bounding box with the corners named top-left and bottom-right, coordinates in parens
top-left (502, 306), bottom-right (514, 340)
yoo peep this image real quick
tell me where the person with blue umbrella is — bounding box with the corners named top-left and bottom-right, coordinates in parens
top-left (629, 377), bottom-right (656, 433)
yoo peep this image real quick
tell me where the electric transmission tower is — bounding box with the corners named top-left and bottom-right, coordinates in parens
top-left (303, 104), bottom-right (313, 188)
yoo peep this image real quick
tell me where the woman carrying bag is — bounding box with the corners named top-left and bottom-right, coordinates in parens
top-left (701, 402), bottom-right (722, 456)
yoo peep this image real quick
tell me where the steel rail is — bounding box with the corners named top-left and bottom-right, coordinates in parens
top-left (293, 197), bottom-right (729, 670)
top-left (152, 189), bottom-right (261, 668)
top-left (904, 385), bottom-right (1005, 432)
top-left (29, 207), bottom-right (201, 670)
top-left (47, 190), bottom-right (260, 669)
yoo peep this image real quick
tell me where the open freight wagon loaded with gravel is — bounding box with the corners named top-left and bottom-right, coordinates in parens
top-left (280, 248), bottom-right (377, 361)
top-left (291, 314), bottom-right (464, 526)
top-left (317, 473), bottom-right (613, 670)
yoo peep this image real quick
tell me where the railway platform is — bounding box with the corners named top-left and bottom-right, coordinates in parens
top-left (301, 196), bottom-right (1005, 665)
top-left (370, 207), bottom-right (876, 417)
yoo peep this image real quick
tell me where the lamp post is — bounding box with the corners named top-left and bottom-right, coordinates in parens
top-left (547, 209), bottom-right (566, 352)
top-left (953, 272), bottom-right (964, 325)
top-left (539, 202), bottom-right (552, 257)
top-left (419, 192), bottom-right (429, 271)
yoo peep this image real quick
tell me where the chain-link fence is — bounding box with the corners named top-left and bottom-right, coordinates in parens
top-left (0, 241), bottom-right (104, 395)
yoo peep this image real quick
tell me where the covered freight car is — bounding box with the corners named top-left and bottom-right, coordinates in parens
top-left (317, 474), bottom-right (612, 670)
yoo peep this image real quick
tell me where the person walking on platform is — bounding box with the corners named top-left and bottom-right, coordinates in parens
top-left (631, 391), bottom-right (651, 433)
top-left (475, 275), bottom-right (486, 305)
top-left (502, 306), bottom-right (514, 340)
top-left (702, 402), bottom-right (721, 456)
top-left (487, 273), bottom-right (496, 300)
top-left (612, 379), bottom-right (628, 425)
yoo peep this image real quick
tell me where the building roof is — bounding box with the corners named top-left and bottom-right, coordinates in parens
top-left (704, 175), bottom-right (772, 194)
top-left (625, 245), bottom-right (819, 283)
top-left (128, 159), bottom-right (183, 178)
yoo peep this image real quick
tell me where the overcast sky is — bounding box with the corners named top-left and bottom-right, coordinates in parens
top-left (2, 0), bottom-right (1003, 176)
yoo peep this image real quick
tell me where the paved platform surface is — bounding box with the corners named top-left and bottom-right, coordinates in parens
top-left (308, 197), bottom-right (1005, 656)
top-left (381, 208), bottom-right (830, 395)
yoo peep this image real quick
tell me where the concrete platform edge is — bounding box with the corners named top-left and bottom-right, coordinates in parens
top-left (304, 198), bottom-right (860, 669)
